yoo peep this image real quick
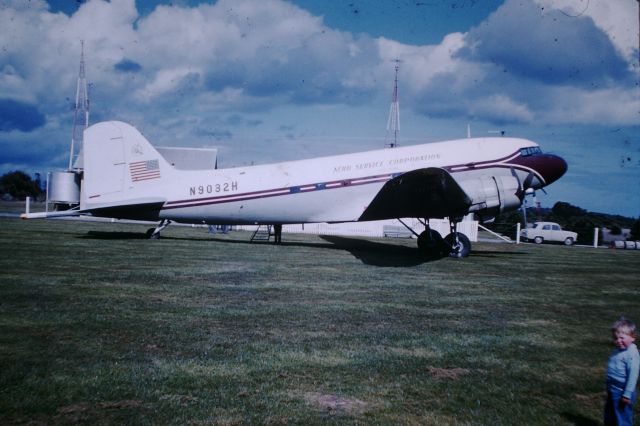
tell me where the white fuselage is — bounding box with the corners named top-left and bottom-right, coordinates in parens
top-left (157, 139), bottom-right (535, 224)
top-left (80, 121), bottom-right (543, 225)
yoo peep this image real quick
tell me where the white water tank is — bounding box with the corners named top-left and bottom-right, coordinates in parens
top-left (48, 171), bottom-right (81, 204)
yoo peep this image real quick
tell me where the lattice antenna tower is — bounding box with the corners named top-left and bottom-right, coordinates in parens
top-left (385, 59), bottom-right (401, 148)
top-left (69, 40), bottom-right (90, 171)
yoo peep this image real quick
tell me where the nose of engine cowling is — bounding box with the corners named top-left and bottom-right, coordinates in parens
top-left (535, 153), bottom-right (567, 186)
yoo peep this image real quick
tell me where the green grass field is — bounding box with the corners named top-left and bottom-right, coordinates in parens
top-left (1, 216), bottom-right (639, 424)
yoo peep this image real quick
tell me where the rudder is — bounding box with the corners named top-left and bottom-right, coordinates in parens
top-left (81, 121), bottom-right (171, 211)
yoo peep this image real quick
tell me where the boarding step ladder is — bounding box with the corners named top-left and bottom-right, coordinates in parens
top-left (478, 224), bottom-right (514, 243)
top-left (250, 225), bottom-right (272, 242)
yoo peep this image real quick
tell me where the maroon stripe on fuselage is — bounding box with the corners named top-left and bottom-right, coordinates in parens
top-left (162, 150), bottom-right (536, 210)
top-left (163, 173), bottom-right (394, 210)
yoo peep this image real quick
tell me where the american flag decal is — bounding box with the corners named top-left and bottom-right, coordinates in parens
top-left (130, 159), bottom-right (161, 182)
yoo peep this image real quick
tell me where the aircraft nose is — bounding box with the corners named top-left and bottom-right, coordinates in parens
top-left (538, 154), bottom-right (567, 185)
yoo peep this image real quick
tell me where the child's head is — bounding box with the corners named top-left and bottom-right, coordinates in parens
top-left (611, 317), bottom-right (636, 349)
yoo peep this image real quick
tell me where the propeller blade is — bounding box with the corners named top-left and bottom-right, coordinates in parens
top-left (522, 172), bottom-right (535, 190)
top-left (511, 168), bottom-right (525, 201)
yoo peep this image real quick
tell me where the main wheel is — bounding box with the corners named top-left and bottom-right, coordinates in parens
top-left (146, 228), bottom-right (160, 239)
top-left (417, 229), bottom-right (445, 257)
top-left (443, 232), bottom-right (471, 258)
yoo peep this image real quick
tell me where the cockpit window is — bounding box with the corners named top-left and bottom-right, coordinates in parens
top-left (520, 146), bottom-right (542, 157)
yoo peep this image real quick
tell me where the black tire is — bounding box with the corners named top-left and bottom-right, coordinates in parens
top-left (417, 229), bottom-right (445, 257)
top-left (146, 228), bottom-right (160, 239)
top-left (564, 237), bottom-right (574, 246)
top-left (443, 232), bottom-right (471, 258)
top-left (534, 236), bottom-right (543, 244)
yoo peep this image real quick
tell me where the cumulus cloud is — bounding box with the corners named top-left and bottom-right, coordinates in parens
top-left (461, 0), bottom-right (630, 86)
top-left (542, 86), bottom-right (640, 125)
top-left (470, 95), bottom-right (535, 124)
top-left (388, 0), bottom-right (638, 125)
top-left (0, 0), bottom-right (638, 180)
top-left (0, 65), bottom-right (33, 102)
top-left (377, 33), bottom-right (470, 92)
top-left (534, 0), bottom-right (639, 65)
top-left (2, 0), bottom-right (637, 129)
top-left (130, 0), bottom-right (379, 105)
top-left (0, 0), bottom-right (377, 163)
top-left (135, 67), bottom-right (204, 102)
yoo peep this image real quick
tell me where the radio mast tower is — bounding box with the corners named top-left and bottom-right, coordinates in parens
top-left (69, 40), bottom-right (90, 171)
top-left (385, 60), bottom-right (401, 148)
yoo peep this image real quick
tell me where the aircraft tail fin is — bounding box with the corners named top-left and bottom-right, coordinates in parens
top-left (81, 121), bottom-right (170, 215)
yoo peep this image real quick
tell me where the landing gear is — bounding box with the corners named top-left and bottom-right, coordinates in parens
top-left (396, 218), bottom-right (444, 258)
top-left (443, 231), bottom-right (471, 258)
top-left (273, 224), bottom-right (282, 244)
top-left (417, 228), bottom-right (445, 257)
top-left (146, 219), bottom-right (171, 239)
top-left (397, 218), bottom-right (472, 259)
top-left (442, 220), bottom-right (471, 258)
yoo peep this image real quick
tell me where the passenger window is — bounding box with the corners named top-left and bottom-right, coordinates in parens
top-left (543, 225), bottom-right (551, 230)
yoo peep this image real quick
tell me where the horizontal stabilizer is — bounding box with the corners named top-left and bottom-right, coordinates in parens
top-left (359, 167), bottom-right (472, 221)
top-left (21, 210), bottom-right (82, 220)
top-left (86, 200), bottom-right (166, 221)
top-left (21, 200), bottom-right (166, 222)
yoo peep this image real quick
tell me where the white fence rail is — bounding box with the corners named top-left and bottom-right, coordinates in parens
top-left (237, 218), bottom-right (478, 242)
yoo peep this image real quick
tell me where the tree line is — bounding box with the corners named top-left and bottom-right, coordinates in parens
top-left (0, 171), bottom-right (44, 201)
top-left (485, 201), bottom-right (640, 244)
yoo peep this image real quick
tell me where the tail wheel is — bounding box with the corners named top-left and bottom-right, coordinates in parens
top-left (443, 232), bottom-right (471, 258)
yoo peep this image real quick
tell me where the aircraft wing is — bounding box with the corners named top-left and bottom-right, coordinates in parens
top-left (359, 167), bottom-right (472, 221)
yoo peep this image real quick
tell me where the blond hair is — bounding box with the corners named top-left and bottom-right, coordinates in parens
top-left (612, 317), bottom-right (637, 337)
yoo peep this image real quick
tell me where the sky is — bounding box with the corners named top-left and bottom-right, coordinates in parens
top-left (1, 0), bottom-right (639, 217)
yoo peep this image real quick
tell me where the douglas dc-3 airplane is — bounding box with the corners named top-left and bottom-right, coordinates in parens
top-left (24, 120), bottom-right (567, 258)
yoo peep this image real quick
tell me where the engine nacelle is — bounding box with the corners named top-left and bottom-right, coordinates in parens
top-left (458, 176), bottom-right (521, 220)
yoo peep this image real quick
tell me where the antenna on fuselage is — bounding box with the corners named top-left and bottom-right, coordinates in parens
top-left (385, 59), bottom-right (402, 148)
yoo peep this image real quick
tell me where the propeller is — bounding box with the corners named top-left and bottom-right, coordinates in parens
top-left (511, 168), bottom-right (535, 202)
top-left (511, 168), bottom-right (536, 228)
top-left (522, 172), bottom-right (535, 191)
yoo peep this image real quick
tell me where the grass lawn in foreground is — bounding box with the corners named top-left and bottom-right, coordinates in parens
top-left (1, 217), bottom-right (639, 424)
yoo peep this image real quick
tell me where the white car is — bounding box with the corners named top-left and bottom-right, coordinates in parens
top-left (521, 221), bottom-right (578, 245)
